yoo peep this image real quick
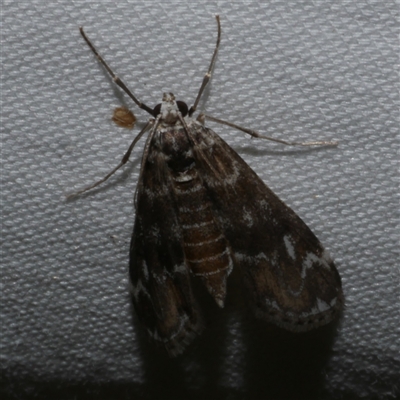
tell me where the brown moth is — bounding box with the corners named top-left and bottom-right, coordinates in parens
top-left (74, 16), bottom-right (343, 356)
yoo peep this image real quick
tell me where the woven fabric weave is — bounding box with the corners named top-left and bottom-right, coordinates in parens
top-left (2, 1), bottom-right (398, 398)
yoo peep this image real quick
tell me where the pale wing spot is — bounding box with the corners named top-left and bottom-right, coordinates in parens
top-left (151, 272), bottom-right (168, 284)
top-left (271, 218), bottom-right (279, 227)
top-left (301, 251), bottom-right (332, 278)
top-left (144, 185), bottom-right (169, 199)
top-left (283, 235), bottom-right (296, 260)
top-left (259, 199), bottom-right (271, 213)
top-left (316, 298), bottom-right (331, 313)
top-left (130, 279), bottom-right (151, 300)
top-left (226, 255), bottom-right (234, 274)
top-left (184, 148), bottom-right (194, 158)
top-left (268, 251), bottom-right (279, 267)
top-left (173, 263), bottom-right (187, 274)
top-left (299, 307), bottom-right (318, 318)
top-left (242, 206), bottom-right (254, 227)
top-left (265, 299), bottom-right (283, 311)
top-left (235, 251), bottom-right (268, 263)
top-left (142, 261), bottom-right (150, 281)
top-left (322, 249), bottom-right (334, 264)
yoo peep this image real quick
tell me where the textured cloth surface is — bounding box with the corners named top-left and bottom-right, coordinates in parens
top-left (2, 1), bottom-right (399, 399)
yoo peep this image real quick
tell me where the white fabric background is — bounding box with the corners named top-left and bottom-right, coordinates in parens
top-left (2, 1), bottom-right (398, 399)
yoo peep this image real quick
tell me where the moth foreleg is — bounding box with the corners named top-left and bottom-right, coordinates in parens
top-left (67, 121), bottom-right (152, 198)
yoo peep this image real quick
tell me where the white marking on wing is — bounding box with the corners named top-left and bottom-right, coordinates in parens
top-left (322, 249), bottom-right (333, 264)
top-left (283, 235), bottom-right (296, 260)
top-left (301, 251), bottom-right (332, 278)
top-left (242, 206), bottom-right (254, 227)
top-left (142, 261), bottom-right (149, 281)
top-left (173, 263), bottom-right (187, 274)
top-left (259, 199), bottom-right (271, 213)
top-left (316, 298), bottom-right (331, 313)
top-left (144, 185), bottom-right (169, 199)
top-left (264, 299), bottom-right (282, 311)
top-left (130, 279), bottom-right (151, 300)
top-left (235, 251), bottom-right (269, 263)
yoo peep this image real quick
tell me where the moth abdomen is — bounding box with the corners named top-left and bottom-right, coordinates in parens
top-left (171, 159), bottom-right (233, 308)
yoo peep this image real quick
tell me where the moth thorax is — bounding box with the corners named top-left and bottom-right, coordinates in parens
top-left (161, 92), bottom-right (179, 124)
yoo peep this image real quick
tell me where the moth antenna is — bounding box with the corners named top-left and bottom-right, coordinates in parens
top-left (189, 15), bottom-right (221, 117)
top-left (204, 114), bottom-right (338, 147)
top-left (79, 27), bottom-right (154, 116)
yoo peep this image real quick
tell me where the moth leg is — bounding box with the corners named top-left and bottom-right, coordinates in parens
top-left (189, 15), bottom-right (221, 116)
top-left (79, 27), bottom-right (154, 116)
top-left (204, 114), bottom-right (338, 147)
top-left (67, 121), bottom-right (152, 198)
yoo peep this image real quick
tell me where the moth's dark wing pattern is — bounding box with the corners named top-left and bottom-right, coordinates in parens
top-left (191, 122), bottom-right (343, 331)
top-left (129, 141), bottom-right (203, 356)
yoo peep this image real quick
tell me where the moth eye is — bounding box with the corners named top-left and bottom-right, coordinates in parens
top-left (153, 103), bottom-right (161, 117)
top-left (176, 101), bottom-right (188, 117)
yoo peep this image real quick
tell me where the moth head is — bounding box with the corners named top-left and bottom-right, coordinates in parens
top-left (152, 92), bottom-right (188, 123)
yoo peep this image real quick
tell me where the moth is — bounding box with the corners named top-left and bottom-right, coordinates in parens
top-left (74, 16), bottom-right (343, 356)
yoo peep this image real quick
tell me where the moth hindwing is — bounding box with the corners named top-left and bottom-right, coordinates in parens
top-left (77, 16), bottom-right (343, 356)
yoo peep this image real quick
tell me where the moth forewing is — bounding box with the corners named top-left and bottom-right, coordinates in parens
top-left (180, 123), bottom-right (344, 332)
top-left (129, 151), bottom-right (204, 356)
top-left (76, 15), bottom-right (343, 356)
